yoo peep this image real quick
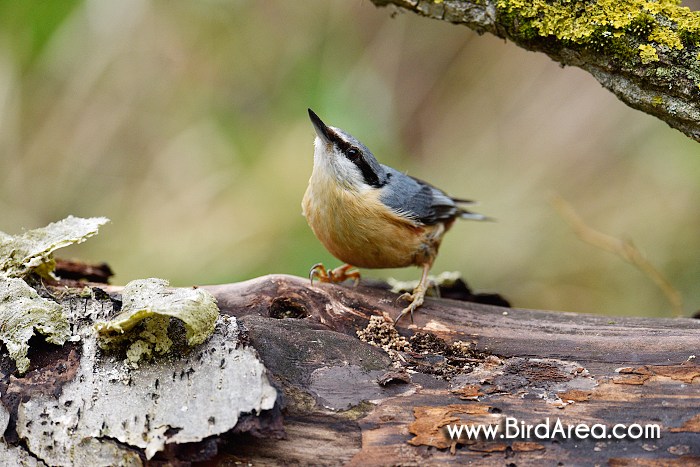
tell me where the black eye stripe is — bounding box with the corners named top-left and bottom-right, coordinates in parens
top-left (327, 130), bottom-right (352, 154)
top-left (353, 157), bottom-right (382, 187)
top-left (327, 128), bottom-right (384, 188)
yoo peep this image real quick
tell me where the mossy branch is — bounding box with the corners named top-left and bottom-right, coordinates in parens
top-left (371, 0), bottom-right (700, 142)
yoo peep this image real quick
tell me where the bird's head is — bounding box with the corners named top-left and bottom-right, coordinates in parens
top-left (307, 109), bottom-right (386, 191)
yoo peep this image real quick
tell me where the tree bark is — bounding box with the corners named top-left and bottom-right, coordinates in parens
top-left (203, 275), bottom-right (700, 465)
top-left (371, 0), bottom-right (700, 143)
top-left (2, 274), bottom-right (699, 465)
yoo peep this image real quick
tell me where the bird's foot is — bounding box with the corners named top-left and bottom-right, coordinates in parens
top-left (309, 263), bottom-right (361, 286)
top-left (395, 283), bottom-right (428, 324)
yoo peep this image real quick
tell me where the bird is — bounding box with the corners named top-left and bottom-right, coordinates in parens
top-left (302, 109), bottom-right (489, 323)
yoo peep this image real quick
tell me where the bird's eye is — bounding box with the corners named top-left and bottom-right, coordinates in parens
top-left (346, 148), bottom-right (359, 160)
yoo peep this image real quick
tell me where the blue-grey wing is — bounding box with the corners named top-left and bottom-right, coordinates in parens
top-left (379, 167), bottom-right (461, 225)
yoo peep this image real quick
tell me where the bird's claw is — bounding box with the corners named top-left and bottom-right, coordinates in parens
top-left (396, 292), bottom-right (412, 305)
top-left (394, 303), bottom-right (415, 324)
top-left (394, 290), bottom-right (425, 324)
top-left (309, 263), bottom-right (327, 285)
top-left (309, 263), bottom-right (361, 286)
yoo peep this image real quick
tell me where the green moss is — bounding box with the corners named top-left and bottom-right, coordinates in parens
top-left (497, 0), bottom-right (700, 64)
top-left (651, 95), bottom-right (664, 106)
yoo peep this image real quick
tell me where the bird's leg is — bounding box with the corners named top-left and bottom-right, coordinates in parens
top-left (310, 263), bottom-right (361, 286)
top-left (330, 264), bottom-right (361, 285)
top-left (395, 262), bottom-right (432, 324)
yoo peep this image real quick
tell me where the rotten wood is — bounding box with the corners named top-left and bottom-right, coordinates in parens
top-left (203, 274), bottom-right (700, 465)
top-left (2, 273), bottom-right (699, 465)
top-left (53, 259), bottom-right (113, 284)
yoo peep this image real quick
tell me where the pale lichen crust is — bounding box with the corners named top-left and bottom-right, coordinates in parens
top-left (0, 216), bottom-right (109, 278)
top-left (18, 314), bottom-right (277, 463)
top-left (0, 277), bottom-right (70, 374)
top-left (95, 278), bottom-right (219, 365)
top-left (0, 216), bottom-right (107, 374)
top-left (388, 270), bottom-right (462, 296)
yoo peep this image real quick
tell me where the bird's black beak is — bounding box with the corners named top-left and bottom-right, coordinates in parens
top-left (308, 108), bottom-right (332, 144)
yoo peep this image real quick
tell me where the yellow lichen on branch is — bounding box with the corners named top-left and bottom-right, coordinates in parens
top-left (639, 44), bottom-right (660, 63)
top-left (497, 0), bottom-right (700, 64)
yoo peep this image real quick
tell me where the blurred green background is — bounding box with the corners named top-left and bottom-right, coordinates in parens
top-left (1, 0), bottom-right (698, 318)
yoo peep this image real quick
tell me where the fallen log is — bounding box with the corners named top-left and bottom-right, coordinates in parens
top-left (2, 273), bottom-right (699, 465)
top-left (205, 275), bottom-right (700, 465)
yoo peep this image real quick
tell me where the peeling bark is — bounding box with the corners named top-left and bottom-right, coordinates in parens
top-left (1, 286), bottom-right (280, 466)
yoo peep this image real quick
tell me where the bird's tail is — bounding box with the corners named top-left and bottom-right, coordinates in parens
top-left (454, 199), bottom-right (494, 222)
top-left (458, 209), bottom-right (494, 222)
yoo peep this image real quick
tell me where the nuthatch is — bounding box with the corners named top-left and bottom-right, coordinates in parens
top-left (302, 109), bottom-right (489, 323)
